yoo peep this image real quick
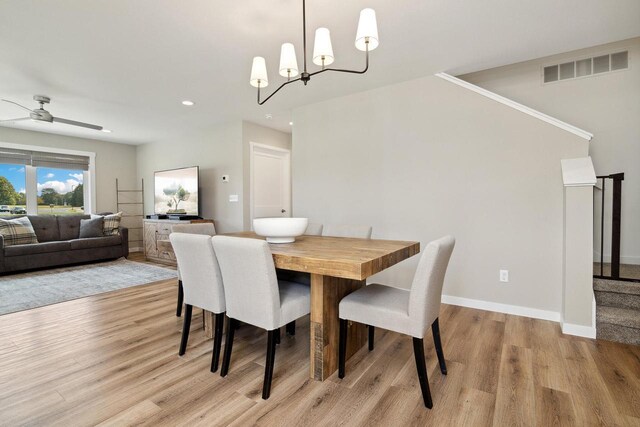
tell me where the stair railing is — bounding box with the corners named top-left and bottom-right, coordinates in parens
top-left (594, 173), bottom-right (636, 281)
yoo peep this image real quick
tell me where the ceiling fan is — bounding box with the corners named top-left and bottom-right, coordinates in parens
top-left (0, 95), bottom-right (103, 131)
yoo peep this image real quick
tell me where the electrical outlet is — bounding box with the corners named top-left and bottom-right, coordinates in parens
top-left (499, 270), bottom-right (509, 283)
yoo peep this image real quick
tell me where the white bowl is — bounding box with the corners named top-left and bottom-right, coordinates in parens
top-left (253, 217), bottom-right (309, 243)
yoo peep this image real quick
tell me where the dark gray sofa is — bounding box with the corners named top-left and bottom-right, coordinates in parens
top-left (0, 215), bottom-right (128, 273)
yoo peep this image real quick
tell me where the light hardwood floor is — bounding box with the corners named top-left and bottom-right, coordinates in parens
top-left (1, 256), bottom-right (639, 426)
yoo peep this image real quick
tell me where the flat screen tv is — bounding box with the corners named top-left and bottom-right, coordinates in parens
top-left (154, 166), bottom-right (199, 215)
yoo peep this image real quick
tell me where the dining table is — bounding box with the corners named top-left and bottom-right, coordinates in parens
top-left (203, 231), bottom-right (420, 381)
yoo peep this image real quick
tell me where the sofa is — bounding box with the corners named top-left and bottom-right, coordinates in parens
top-left (0, 215), bottom-right (128, 274)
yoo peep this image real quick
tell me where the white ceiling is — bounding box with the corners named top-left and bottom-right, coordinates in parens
top-left (1, 0), bottom-right (639, 145)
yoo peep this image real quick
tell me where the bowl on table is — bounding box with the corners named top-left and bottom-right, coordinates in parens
top-left (253, 217), bottom-right (309, 243)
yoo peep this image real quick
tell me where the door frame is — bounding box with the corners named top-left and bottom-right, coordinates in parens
top-left (249, 142), bottom-right (292, 227)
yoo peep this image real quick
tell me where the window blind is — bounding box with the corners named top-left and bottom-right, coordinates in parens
top-left (31, 152), bottom-right (90, 171)
top-left (0, 148), bottom-right (90, 171)
top-left (0, 148), bottom-right (32, 165)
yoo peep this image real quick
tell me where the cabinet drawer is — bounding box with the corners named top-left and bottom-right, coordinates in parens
top-left (157, 223), bottom-right (173, 234)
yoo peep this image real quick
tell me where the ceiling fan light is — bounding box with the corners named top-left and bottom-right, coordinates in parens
top-left (355, 8), bottom-right (379, 51)
top-left (312, 28), bottom-right (335, 66)
top-left (250, 56), bottom-right (269, 88)
top-left (279, 43), bottom-right (299, 78)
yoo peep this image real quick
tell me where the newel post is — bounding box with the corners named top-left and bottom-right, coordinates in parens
top-left (561, 157), bottom-right (597, 338)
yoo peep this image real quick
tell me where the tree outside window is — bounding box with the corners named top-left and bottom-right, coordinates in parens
top-left (0, 164), bottom-right (27, 216)
top-left (36, 168), bottom-right (84, 215)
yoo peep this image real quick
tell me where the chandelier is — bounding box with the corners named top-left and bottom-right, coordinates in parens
top-left (249, 0), bottom-right (379, 105)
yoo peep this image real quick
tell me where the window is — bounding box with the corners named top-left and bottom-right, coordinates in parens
top-left (0, 145), bottom-right (94, 216)
top-left (0, 163), bottom-right (26, 217)
top-left (37, 167), bottom-right (84, 215)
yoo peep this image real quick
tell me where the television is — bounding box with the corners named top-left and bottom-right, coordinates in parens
top-left (154, 166), bottom-right (199, 216)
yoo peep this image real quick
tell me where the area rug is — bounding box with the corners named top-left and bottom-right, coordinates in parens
top-left (0, 258), bottom-right (177, 315)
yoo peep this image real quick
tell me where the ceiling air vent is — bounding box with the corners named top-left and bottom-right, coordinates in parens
top-left (543, 50), bottom-right (629, 84)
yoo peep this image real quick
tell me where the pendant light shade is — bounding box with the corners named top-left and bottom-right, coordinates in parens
top-left (312, 28), bottom-right (334, 66)
top-left (250, 56), bottom-right (269, 88)
top-left (355, 8), bottom-right (378, 51)
top-left (279, 43), bottom-right (299, 77)
top-left (249, 0), bottom-right (379, 105)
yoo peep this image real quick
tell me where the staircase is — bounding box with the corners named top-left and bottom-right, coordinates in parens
top-left (594, 278), bottom-right (640, 345)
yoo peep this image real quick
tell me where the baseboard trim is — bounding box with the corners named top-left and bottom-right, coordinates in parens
top-left (441, 294), bottom-right (561, 322)
top-left (593, 251), bottom-right (640, 265)
top-left (561, 322), bottom-right (596, 339)
top-left (128, 247), bottom-right (143, 253)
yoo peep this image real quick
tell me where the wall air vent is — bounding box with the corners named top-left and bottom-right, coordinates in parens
top-left (543, 50), bottom-right (629, 84)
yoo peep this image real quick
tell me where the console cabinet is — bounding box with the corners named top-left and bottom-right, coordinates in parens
top-left (143, 219), bottom-right (214, 265)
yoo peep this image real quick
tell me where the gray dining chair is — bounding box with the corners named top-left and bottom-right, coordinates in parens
top-left (338, 236), bottom-right (455, 409)
top-left (212, 235), bottom-right (310, 400)
top-left (171, 223), bottom-right (216, 317)
top-left (323, 224), bottom-right (372, 239)
top-left (304, 223), bottom-right (323, 235)
top-left (169, 233), bottom-right (226, 373)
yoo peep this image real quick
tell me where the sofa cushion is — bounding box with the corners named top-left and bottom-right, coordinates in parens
top-left (79, 217), bottom-right (104, 238)
top-left (4, 240), bottom-right (71, 256)
top-left (0, 217), bottom-right (39, 247)
top-left (91, 212), bottom-right (122, 236)
top-left (69, 236), bottom-right (122, 250)
top-left (57, 215), bottom-right (91, 241)
top-left (27, 215), bottom-right (60, 242)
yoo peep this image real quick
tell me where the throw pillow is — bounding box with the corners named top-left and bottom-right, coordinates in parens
top-left (91, 211), bottom-right (122, 236)
top-left (79, 217), bottom-right (104, 238)
top-left (0, 217), bottom-right (39, 247)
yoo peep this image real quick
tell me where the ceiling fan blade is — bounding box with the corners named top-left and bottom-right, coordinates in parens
top-left (0, 117), bottom-right (30, 123)
top-left (52, 116), bottom-right (103, 131)
top-left (1, 99), bottom-right (34, 113)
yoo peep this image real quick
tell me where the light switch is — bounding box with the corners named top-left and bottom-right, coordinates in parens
top-left (229, 194), bottom-right (239, 202)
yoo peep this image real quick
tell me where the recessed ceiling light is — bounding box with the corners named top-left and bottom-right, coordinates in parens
top-left (289, 122), bottom-right (293, 126)
top-left (265, 113), bottom-right (273, 119)
top-left (101, 129), bottom-right (112, 133)
top-left (182, 100), bottom-right (195, 106)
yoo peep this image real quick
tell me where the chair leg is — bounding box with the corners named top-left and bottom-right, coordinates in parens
top-left (275, 327), bottom-right (281, 344)
top-left (368, 325), bottom-right (375, 351)
top-left (286, 321), bottom-right (296, 336)
top-left (413, 337), bottom-right (433, 409)
top-left (432, 318), bottom-right (447, 375)
top-left (178, 304), bottom-right (193, 356)
top-left (220, 318), bottom-right (237, 377)
top-left (262, 329), bottom-right (278, 400)
top-left (210, 312), bottom-right (225, 373)
top-left (176, 280), bottom-right (184, 317)
top-left (338, 319), bottom-right (348, 379)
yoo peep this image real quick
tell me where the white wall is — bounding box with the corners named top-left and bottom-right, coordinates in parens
top-left (0, 126), bottom-right (137, 213)
top-left (292, 74), bottom-right (588, 315)
top-left (461, 37), bottom-right (640, 265)
top-left (136, 120), bottom-right (290, 233)
top-left (136, 121), bottom-right (243, 233)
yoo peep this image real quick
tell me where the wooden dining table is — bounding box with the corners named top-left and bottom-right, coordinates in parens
top-left (206, 231), bottom-right (420, 381)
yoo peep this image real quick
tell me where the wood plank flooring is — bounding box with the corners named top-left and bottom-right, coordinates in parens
top-left (1, 256), bottom-right (639, 426)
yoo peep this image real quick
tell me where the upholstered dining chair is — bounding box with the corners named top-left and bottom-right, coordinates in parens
top-left (169, 233), bottom-right (226, 373)
top-left (323, 224), bottom-right (372, 239)
top-left (338, 236), bottom-right (455, 409)
top-left (304, 223), bottom-right (323, 236)
top-left (171, 223), bottom-right (216, 317)
top-left (212, 236), bottom-right (310, 400)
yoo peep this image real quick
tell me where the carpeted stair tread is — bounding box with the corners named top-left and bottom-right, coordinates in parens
top-left (597, 306), bottom-right (640, 329)
top-left (596, 323), bottom-right (640, 346)
top-left (593, 278), bottom-right (640, 296)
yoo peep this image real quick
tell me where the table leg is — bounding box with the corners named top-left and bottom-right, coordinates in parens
top-left (204, 310), bottom-right (214, 338)
top-left (310, 274), bottom-right (367, 381)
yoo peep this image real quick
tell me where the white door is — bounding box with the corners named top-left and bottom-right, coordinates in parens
top-left (250, 142), bottom-right (291, 222)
